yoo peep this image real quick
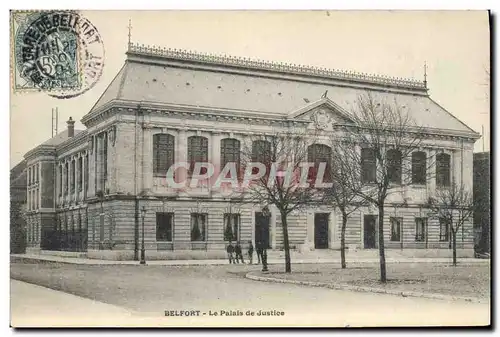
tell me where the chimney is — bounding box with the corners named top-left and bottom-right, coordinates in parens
top-left (67, 117), bottom-right (75, 137)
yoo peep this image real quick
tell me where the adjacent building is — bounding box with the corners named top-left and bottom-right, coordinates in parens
top-left (22, 43), bottom-right (480, 259)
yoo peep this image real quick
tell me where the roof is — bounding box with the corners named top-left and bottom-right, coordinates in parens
top-left (87, 43), bottom-right (477, 135)
top-left (41, 129), bottom-right (84, 146)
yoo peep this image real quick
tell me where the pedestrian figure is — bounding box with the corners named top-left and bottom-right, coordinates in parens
top-left (247, 240), bottom-right (254, 265)
top-left (256, 240), bottom-right (263, 264)
top-left (234, 241), bottom-right (245, 264)
top-left (226, 241), bottom-right (235, 264)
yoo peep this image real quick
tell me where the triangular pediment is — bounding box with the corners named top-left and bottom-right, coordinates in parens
top-left (287, 97), bottom-right (355, 130)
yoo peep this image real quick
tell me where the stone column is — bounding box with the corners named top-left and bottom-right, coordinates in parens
top-left (142, 126), bottom-right (153, 192)
top-left (176, 129), bottom-right (187, 185)
top-left (329, 211), bottom-right (336, 249)
top-left (428, 148), bottom-right (436, 196)
top-left (211, 132), bottom-right (222, 175)
top-left (88, 135), bottom-right (96, 198)
top-left (306, 211), bottom-right (314, 249)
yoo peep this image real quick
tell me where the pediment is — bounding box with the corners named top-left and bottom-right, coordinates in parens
top-left (287, 98), bottom-right (354, 131)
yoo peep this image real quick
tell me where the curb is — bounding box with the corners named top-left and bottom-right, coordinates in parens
top-left (11, 255), bottom-right (490, 267)
top-left (245, 272), bottom-right (487, 304)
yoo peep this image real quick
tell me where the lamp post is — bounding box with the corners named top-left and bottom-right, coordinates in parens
top-left (140, 205), bottom-right (147, 265)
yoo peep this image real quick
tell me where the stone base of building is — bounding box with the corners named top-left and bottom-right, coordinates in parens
top-left (86, 249), bottom-right (228, 261)
top-left (39, 250), bottom-right (87, 258)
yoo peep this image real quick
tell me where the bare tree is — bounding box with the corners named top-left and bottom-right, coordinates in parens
top-left (426, 182), bottom-right (474, 266)
top-left (333, 92), bottom-right (430, 282)
top-left (240, 127), bottom-right (319, 273)
top-left (325, 138), bottom-right (364, 269)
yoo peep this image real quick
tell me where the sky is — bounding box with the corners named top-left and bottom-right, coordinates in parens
top-left (9, 10), bottom-right (490, 168)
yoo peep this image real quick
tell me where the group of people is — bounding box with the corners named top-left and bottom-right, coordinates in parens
top-left (226, 241), bottom-right (264, 264)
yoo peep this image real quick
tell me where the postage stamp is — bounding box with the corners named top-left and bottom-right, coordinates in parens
top-left (10, 10), bottom-right (105, 99)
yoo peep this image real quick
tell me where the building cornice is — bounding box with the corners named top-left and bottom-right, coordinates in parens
top-left (24, 145), bottom-right (57, 161)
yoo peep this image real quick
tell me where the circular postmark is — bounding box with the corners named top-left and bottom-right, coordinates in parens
top-left (13, 10), bottom-right (104, 99)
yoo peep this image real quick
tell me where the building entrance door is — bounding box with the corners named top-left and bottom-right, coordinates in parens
top-left (364, 215), bottom-right (377, 249)
top-left (255, 212), bottom-right (270, 249)
top-left (314, 213), bottom-right (329, 249)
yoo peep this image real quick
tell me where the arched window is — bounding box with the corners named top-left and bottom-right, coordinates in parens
top-left (436, 153), bottom-right (451, 187)
top-left (221, 138), bottom-right (241, 179)
top-left (153, 134), bottom-right (175, 176)
top-left (307, 144), bottom-right (332, 182)
top-left (188, 136), bottom-right (208, 175)
top-left (251, 140), bottom-right (271, 175)
top-left (412, 151), bottom-right (427, 185)
top-left (387, 149), bottom-right (402, 184)
top-left (361, 148), bottom-right (376, 183)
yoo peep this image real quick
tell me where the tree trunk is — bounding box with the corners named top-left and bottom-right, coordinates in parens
top-left (452, 231), bottom-right (457, 266)
top-left (378, 205), bottom-right (387, 283)
top-left (341, 212), bottom-right (348, 269)
top-left (281, 211), bottom-right (292, 273)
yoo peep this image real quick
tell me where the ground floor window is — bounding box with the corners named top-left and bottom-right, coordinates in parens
top-left (191, 213), bottom-right (207, 241)
top-left (157, 212), bottom-right (174, 241)
top-left (439, 217), bottom-right (449, 242)
top-left (390, 217), bottom-right (402, 241)
top-left (224, 213), bottom-right (240, 241)
top-left (415, 217), bottom-right (427, 242)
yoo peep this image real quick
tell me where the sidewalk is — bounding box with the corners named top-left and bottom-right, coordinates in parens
top-left (11, 250), bottom-right (490, 266)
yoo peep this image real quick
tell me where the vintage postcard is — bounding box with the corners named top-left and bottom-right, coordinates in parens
top-left (9, 10), bottom-right (491, 328)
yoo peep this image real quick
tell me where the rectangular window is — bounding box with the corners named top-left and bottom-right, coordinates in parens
top-left (190, 213), bottom-right (207, 241)
top-left (390, 217), bottom-right (402, 241)
top-left (28, 167), bottom-right (31, 186)
top-left (78, 157), bottom-right (83, 192)
top-left (439, 217), bottom-right (449, 242)
top-left (64, 163), bottom-right (69, 194)
top-left (224, 213), bottom-right (240, 241)
top-left (84, 154), bottom-right (89, 195)
top-left (101, 133), bottom-right (108, 190)
top-left (71, 160), bottom-right (76, 193)
top-left (361, 148), bottom-right (376, 183)
top-left (156, 212), bottom-right (174, 241)
top-left (415, 217), bottom-right (427, 242)
top-left (59, 165), bottom-right (63, 196)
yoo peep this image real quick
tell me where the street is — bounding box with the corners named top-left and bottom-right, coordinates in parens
top-left (10, 262), bottom-right (490, 327)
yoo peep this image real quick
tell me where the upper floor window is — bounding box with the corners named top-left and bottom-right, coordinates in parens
top-left (307, 144), bottom-right (332, 182)
top-left (361, 148), bottom-right (376, 183)
top-left (221, 138), bottom-right (241, 179)
top-left (436, 153), bottom-right (451, 187)
top-left (36, 164), bottom-right (39, 183)
top-left (70, 160), bottom-right (76, 193)
top-left (153, 134), bottom-right (175, 177)
top-left (188, 136), bottom-right (208, 175)
top-left (387, 149), bottom-right (402, 184)
top-left (78, 157), bottom-right (83, 192)
top-left (412, 151), bottom-right (427, 185)
top-left (28, 167), bottom-right (31, 186)
top-left (64, 163), bottom-right (69, 194)
top-left (252, 140), bottom-right (271, 175)
top-left (84, 154), bottom-right (89, 194)
top-left (58, 165), bottom-right (63, 196)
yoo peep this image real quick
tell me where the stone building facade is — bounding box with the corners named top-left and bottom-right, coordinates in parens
top-left (23, 43), bottom-right (479, 259)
